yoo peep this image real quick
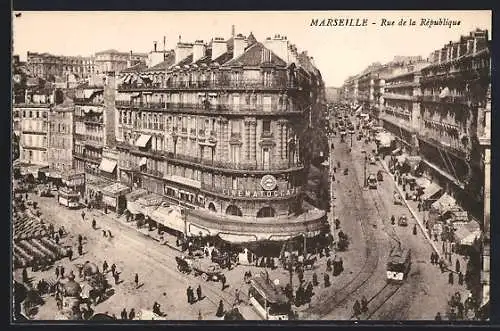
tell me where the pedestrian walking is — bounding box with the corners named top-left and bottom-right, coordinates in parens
top-left (128, 308), bottom-right (136, 320)
top-left (114, 272), bottom-right (120, 285)
top-left (312, 272), bottom-right (318, 287)
top-left (326, 258), bottom-right (332, 272)
top-left (134, 273), bottom-right (139, 288)
top-left (353, 300), bottom-right (361, 319)
top-left (430, 252), bottom-right (435, 265)
top-left (456, 259), bottom-right (461, 273)
top-left (78, 244), bottom-right (83, 256)
top-left (234, 288), bottom-right (241, 305)
top-left (102, 230), bottom-right (107, 237)
top-left (54, 234), bottom-right (60, 244)
top-left (108, 230), bottom-right (113, 238)
top-left (121, 308), bottom-right (127, 320)
top-left (187, 286), bottom-right (193, 304)
top-left (448, 272), bottom-right (454, 285)
top-left (417, 202), bottom-right (422, 212)
top-left (111, 263), bottom-right (116, 276)
top-left (92, 219), bottom-right (96, 229)
top-left (391, 215), bottom-right (395, 225)
top-left (198, 310), bottom-right (203, 320)
top-left (413, 224), bottom-right (418, 235)
top-left (103, 260), bottom-right (109, 273)
top-left (81, 211), bottom-right (85, 221)
top-left (458, 272), bottom-right (464, 285)
top-left (67, 247), bottom-right (73, 261)
top-left (435, 312), bottom-right (442, 321)
top-left (361, 296), bottom-right (368, 313)
top-left (197, 285), bottom-right (203, 301)
top-left (220, 274), bottom-right (226, 290)
top-left (216, 300), bottom-right (224, 317)
top-left (78, 234), bottom-right (83, 245)
top-left (324, 273), bottom-right (330, 287)
top-left (60, 266), bottom-right (65, 278)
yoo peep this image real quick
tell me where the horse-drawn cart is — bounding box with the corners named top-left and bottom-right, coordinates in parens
top-left (191, 259), bottom-right (223, 282)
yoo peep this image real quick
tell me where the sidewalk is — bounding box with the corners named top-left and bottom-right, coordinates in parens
top-left (89, 209), bottom-right (183, 253)
top-left (380, 157), bottom-right (471, 276)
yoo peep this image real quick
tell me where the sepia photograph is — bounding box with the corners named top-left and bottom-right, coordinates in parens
top-left (11, 10), bottom-right (491, 322)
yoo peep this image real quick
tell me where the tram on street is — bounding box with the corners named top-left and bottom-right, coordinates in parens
top-left (57, 187), bottom-right (81, 208)
top-left (248, 273), bottom-right (292, 320)
top-left (386, 246), bottom-right (411, 283)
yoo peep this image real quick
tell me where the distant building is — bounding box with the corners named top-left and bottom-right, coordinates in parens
top-left (47, 101), bottom-right (74, 172)
top-left (15, 89), bottom-right (54, 167)
top-left (26, 52), bottom-right (96, 81)
top-left (94, 49), bottom-right (147, 74)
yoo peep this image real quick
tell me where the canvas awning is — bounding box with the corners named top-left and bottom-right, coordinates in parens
top-left (421, 182), bottom-right (442, 201)
top-left (102, 183), bottom-right (130, 197)
top-left (135, 134), bottom-right (152, 148)
top-left (431, 193), bottom-right (457, 214)
top-left (150, 206), bottom-right (185, 233)
top-left (139, 157), bottom-right (147, 166)
top-left (166, 175), bottom-right (201, 189)
top-left (218, 233), bottom-right (258, 243)
top-left (454, 220), bottom-right (481, 246)
top-left (127, 200), bottom-right (143, 215)
top-left (99, 159), bottom-right (117, 173)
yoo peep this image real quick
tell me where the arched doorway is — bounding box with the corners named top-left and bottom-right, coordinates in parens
top-left (225, 205), bottom-right (242, 216)
top-left (257, 206), bottom-right (276, 218)
top-left (208, 202), bottom-right (217, 212)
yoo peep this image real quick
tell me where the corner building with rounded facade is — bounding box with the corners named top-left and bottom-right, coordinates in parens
top-left (115, 33), bottom-right (327, 243)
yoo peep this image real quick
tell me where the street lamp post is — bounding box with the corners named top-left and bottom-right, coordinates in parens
top-left (350, 133), bottom-right (353, 148)
top-left (363, 154), bottom-right (367, 187)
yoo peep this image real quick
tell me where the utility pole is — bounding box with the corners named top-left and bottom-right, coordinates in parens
top-left (363, 154), bottom-right (367, 187)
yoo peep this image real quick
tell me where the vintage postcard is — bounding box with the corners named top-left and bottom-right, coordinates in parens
top-left (11, 10), bottom-right (491, 322)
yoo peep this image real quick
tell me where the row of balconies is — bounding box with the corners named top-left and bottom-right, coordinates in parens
top-left (74, 98), bottom-right (104, 105)
top-left (116, 100), bottom-right (298, 114)
top-left (384, 81), bottom-right (419, 89)
top-left (119, 144), bottom-right (302, 174)
top-left (420, 94), bottom-right (469, 104)
top-left (73, 151), bottom-right (101, 162)
top-left (383, 93), bottom-right (416, 101)
top-left (118, 79), bottom-right (299, 91)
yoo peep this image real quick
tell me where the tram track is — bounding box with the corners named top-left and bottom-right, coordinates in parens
top-left (306, 141), bottom-right (382, 319)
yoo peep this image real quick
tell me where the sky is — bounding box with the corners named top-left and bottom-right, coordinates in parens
top-left (12, 11), bottom-right (491, 87)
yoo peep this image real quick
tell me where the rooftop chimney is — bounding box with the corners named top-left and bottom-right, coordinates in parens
top-left (233, 34), bottom-right (246, 59)
top-left (264, 34), bottom-right (289, 63)
top-left (193, 40), bottom-right (206, 63)
top-left (154, 41), bottom-right (157, 52)
top-left (232, 25), bottom-right (235, 38)
top-left (211, 37), bottom-right (227, 61)
top-left (175, 41), bottom-right (193, 64)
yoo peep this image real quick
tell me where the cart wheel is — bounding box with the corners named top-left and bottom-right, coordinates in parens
top-left (201, 273), bottom-right (209, 281)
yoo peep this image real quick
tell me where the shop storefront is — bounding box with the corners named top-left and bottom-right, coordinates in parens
top-left (101, 183), bottom-right (130, 214)
top-left (85, 176), bottom-right (112, 209)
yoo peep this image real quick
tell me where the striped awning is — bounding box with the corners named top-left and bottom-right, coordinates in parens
top-left (150, 206), bottom-right (185, 233)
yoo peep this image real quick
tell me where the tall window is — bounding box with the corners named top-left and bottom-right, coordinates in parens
top-left (231, 145), bottom-right (240, 164)
top-left (262, 147), bottom-right (270, 170)
top-left (263, 96), bottom-right (272, 112)
top-left (263, 120), bottom-right (271, 134)
top-left (232, 176), bottom-right (238, 190)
